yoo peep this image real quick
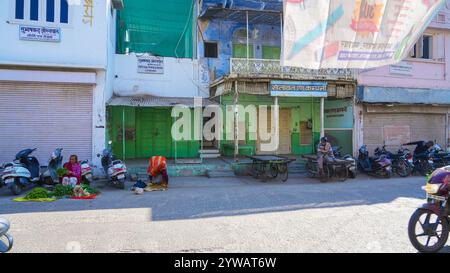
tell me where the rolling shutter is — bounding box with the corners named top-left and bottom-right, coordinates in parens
top-left (0, 82), bottom-right (93, 165)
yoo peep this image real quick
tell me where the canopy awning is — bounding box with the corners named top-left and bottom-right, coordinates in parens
top-left (107, 96), bottom-right (217, 108)
top-left (357, 86), bottom-right (450, 105)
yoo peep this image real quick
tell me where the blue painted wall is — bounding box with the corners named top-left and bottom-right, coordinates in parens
top-left (199, 0), bottom-right (283, 80)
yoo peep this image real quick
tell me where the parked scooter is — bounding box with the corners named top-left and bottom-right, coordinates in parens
top-left (332, 146), bottom-right (357, 178)
top-left (374, 145), bottom-right (413, 177)
top-left (357, 145), bottom-right (392, 178)
top-left (97, 142), bottom-right (127, 189)
top-left (1, 148), bottom-right (40, 195)
top-left (40, 148), bottom-right (63, 185)
top-left (0, 218), bottom-right (13, 253)
top-left (80, 160), bottom-right (93, 185)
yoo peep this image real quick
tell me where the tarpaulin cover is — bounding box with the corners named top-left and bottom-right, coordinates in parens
top-left (283, 0), bottom-right (445, 69)
top-left (117, 0), bottom-right (194, 58)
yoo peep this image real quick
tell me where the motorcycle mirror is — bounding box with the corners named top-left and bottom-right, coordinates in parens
top-left (97, 153), bottom-right (101, 158)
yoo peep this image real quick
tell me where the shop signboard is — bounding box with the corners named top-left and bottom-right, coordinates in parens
top-left (270, 81), bottom-right (328, 97)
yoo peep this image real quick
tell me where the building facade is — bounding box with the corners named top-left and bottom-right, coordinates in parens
top-left (199, 0), bottom-right (357, 157)
top-left (0, 0), bottom-right (118, 167)
top-left (356, 0), bottom-right (450, 153)
top-left (107, 0), bottom-right (211, 161)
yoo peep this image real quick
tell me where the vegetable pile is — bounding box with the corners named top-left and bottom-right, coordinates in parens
top-left (24, 187), bottom-right (51, 200)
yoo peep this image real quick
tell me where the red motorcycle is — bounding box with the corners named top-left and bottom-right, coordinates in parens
top-left (408, 167), bottom-right (450, 253)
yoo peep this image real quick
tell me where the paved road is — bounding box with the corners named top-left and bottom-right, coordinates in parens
top-left (0, 174), bottom-right (439, 253)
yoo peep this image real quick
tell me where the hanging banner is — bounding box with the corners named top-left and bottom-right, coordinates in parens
top-left (283, 0), bottom-right (445, 69)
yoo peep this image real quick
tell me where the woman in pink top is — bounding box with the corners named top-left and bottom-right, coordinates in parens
top-left (62, 155), bottom-right (82, 186)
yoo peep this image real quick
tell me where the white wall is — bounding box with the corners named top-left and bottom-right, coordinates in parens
top-left (114, 54), bottom-right (209, 98)
top-left (0, 0), bottom-right (109, 68)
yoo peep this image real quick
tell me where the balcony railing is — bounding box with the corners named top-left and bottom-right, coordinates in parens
top-left (230, 58), bottom-right (357, 81)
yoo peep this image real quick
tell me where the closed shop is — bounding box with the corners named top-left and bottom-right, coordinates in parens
top-left (358, 86), bottom-right (450, 154)
top-left (363, 107), bottom-right (447, 153)
top-left (0, 82), bottom-right (93, 164)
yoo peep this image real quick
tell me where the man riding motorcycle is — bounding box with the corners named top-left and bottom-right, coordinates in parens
top-left (317, 137), bottom-right (336, 176)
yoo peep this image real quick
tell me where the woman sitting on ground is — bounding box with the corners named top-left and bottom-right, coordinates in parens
top-left (62, 155), bottom-right (82, 187)
top-left (147, 155), bottom-right (169, 188)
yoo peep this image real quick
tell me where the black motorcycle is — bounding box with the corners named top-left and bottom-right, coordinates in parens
top-left (429, 144), bottom-right (450, 169)
top-left (332, 146), bottom-right (357, 178)
top-left (374, 146), bottom-right (412, 177)
top-left (357, 145), bottom-right (392, 178)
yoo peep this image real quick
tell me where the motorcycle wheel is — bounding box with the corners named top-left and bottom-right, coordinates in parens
top-left (408, 209), bottom-right (449, 253)
top-left (117, 179), bottom-right (125, 190)
top-left (418, 161), bottom-right (433, 177)
top-left (395, 160), bottom-right (412, 177)
top-left (9, 180), bottom-right (22, 196)
top-left (278, 163), bottom-right (288, 182)
top-left (0, 233), bottom-right (13, 253)
top-left (319, 166), bottom-right (331, 183)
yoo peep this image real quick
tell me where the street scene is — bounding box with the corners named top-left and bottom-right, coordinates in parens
top-left (0, 175), bottom-right (436, 253)
top-left (1, 0), bottom-right (450, 257)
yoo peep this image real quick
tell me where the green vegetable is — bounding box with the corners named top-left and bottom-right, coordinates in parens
top-left (24, 187), bottom-right (50, 200)
top-left (57, 168), bottom-right (68, 177)
top-left (50, 184), bottom-right (74, 198)
top-left (80, 184), bottom-right (100, 195)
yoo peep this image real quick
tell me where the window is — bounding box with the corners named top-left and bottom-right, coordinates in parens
top-left (204, 42), bottom-right (218, 58)
top-left (410, 35), bottom-right (433, 59)
top-left (15, 0), bottom-right (24, 19)
top-left (13, 0), bottom-right (69, 24)
top-left (30, 0), bottom-right (39, 21)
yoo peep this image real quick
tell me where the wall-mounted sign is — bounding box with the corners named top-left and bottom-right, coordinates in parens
top-left (389, 61), bottom-right (413, 76)
top-left (324, 99), bottom-right (353, 129)
top-left (270, 81), bottom-right (328, 97)
top-left (19, 25), bottom-right (61, 42)
top-left (137, 56), bottom-right (164, 74)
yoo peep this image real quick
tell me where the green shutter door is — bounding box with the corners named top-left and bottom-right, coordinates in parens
top-left (233, 44), bottom-right (254, 58)
top-left (136, 108), bottom-right (172, 158)
top-left (262, 46), bottom-right (281, 59)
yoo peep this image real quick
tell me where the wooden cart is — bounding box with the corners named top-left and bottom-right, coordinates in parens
top-left (247, 155), bottom-right (296, 182)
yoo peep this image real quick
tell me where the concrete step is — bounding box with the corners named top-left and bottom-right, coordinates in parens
top-left (199, 149), bottom-right (220, 154)
top-left (206, 170), bottom-right (236, 178)
top-left (201, 153), bottom-right (221, 159)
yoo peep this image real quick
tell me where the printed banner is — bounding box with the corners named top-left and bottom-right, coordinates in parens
top-left (283, 0), bottom-right (445, 69)
top-left (270, 81), bottom-right (328, 97)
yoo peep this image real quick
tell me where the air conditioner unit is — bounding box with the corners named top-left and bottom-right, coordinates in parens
top-left (112, 0), bottom-right (124, 10)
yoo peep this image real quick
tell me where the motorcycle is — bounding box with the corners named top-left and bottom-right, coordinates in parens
top-left (429, 143), bottom-right (450, 169)
top-left (408, 167), bottom-right (450, 253)
top-left (0, 218), bottom-right (13, 253)
top-left (97, 143), bottom-right (127, 189)
top-left (357, 145), bottom-right (392, 178)
top-left (40, 148), bottom-right (63, 185)
top-left (374, 145), bottom-right (412, 177)
top-left (80, 160), bottom-right (93, 185)
top-left (1, 148), bottom-right (40, 195)
top-left (332, 146), bottom-right (357, 178)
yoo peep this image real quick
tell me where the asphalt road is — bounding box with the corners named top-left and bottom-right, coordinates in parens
top-left (0, 174), bottom-right (438, 253)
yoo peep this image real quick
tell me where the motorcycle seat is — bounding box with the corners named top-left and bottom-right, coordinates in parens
top-left (0, 218), bottom-right (10, 236)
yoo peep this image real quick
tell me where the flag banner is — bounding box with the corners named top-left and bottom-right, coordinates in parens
top-left (283, 0), bottom-right (445, 69)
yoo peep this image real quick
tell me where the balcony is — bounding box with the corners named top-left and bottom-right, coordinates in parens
top-left (229, 58), bottom-right (357, 81)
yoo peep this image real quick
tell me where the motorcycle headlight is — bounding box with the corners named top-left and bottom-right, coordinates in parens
top-left (422, 183), bottom-right (441, 194)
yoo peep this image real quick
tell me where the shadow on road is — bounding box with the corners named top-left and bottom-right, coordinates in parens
top-left (0, 174), bottom-right (426, 222)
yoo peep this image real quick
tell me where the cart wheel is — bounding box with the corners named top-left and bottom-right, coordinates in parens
top-left (251, 162), bottom-right (259, 178)
top-left (337, 166), bottom-right (348, 182)
top-left (269, 164), bottom-right (278, 178)
top-left (279, 163), bottom-right (288, 182)
top-left (319, 166), bottom-right (331, 183)
top-left (306, 160), bottom-right (316, 178)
